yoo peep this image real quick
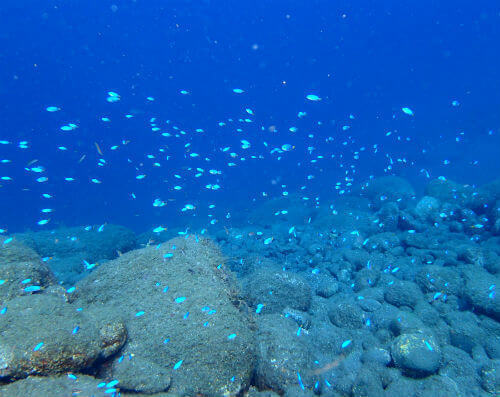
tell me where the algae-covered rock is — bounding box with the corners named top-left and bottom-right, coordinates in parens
top-left (74, 235), bottom-right (255, 396)
top-left (462, 266), bottom-right (500, 321)
top-left (0, 293), bottom-right (126, 379)
top-left (0, 375), bottom-right (111, 397)
top-left (391, 333), bottom-right (441, 377)
top-left (425, 178), bottom-right (474, 207)
top-left (328, 301), bottom-right (365, 329)
top-left (243, 267), bottom-right (312, 314)
top-left (480, 359), bottom-right (500, 395)
top-left (110, 355), bottom-right (172, 393)
top-left (0, 235), bottom-right (41, 264)
top-left (0, 236), bottom-right (56, 303)
top-left (254, 313), bottom-right (315, 393)
top-left (384, 280), bottom-right (423, 309)
top-left (414, 196), bottom-right (440, 222)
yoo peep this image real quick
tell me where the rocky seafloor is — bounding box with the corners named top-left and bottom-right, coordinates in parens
top-left (0, 176), bottom-right (499, 396)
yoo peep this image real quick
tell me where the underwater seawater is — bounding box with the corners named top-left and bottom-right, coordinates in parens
top-left (1, 1), bottom-right (500, 396)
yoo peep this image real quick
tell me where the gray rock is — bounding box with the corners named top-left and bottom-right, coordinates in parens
top-left (415, 196), bottom-right (440, 222)
top-left (361, 347), bottom-right (391, 366)
top-left (316, 279), bottom-right (339, 298)
top-left (328, 301), bottom-right (365, 329)
top-left (283, 385), bottom-right (316, 396)
top-left (255, 314), bottom-right (315, 393)
top-left (110, 355), bottom-right (171, 393)
top-left (389, 312), bottom-right (425, 336)
top-left (425, 178), bottom-right (474, 206)
top-left (0, 259), bottom-right (55, 303)
top-left (376, 202), bottom-right (400, 232)
top-left (352, 367), bottom-right (384, 397)
top-left (415, 265), bottom-right (463, 295)
top-left (0, 293), bottom-right (126, 379)
top-left (384, 280), bottom-right (423, 309)
top-left (391, 333), bottom-right (441, 377)
top-left (480, 359), bottom-right (500, 395)
top-left (0, 235), bottom-right (41, 264)
top-left (462, 267), bottom-right (500, 321)
top-left (363, 232), bottom-right (400, 253)
top-left (247, 386), bottom-right (281, 397)
top-left (485, 336), bottom-right (500, 360)
top-left (0, 236), bottom-right (56, 302)
top-left (440, 346), bottom-right (481, 393)
top-left (74, 235), bottom-right (255, 396)
top-left (358, 298), bottom-right (382, 313)
top-left (283, 307), bottom-right (312, 330)
top-left (0, 375), bottom-right (111, 397)
top-left (445, 311), bottom-right (485, 354)
top-left (243, 267), bottom-right (311, 313)
top-left (356, 176), bottom-right (416, 210)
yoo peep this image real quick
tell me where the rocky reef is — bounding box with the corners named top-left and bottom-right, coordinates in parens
top-left (0, 176), bottom-right (499, 396)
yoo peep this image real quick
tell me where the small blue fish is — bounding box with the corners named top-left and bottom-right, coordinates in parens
top-left (106, 380), bottom-right (119, 388)
top-left (24, 286), bottom-right (41, 292)
top-left (173, 360), bottom-right (183, 370)
top-left (33, 342), bottom-right (44, 351)
top-left (297, 372), bottom-right (305, 390)
top-left (306, 94), bottom-right (321, 101)
top-left (401, 107), bottom-right (414, 116)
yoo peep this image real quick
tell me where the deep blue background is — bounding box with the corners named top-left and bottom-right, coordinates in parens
top-left (1, 0), bottom-right (499, 233)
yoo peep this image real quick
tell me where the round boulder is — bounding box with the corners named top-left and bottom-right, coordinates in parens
top-left (391, 333), bottom-right (441, 377)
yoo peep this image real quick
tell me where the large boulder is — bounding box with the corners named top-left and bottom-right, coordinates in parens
top-left (0, 236), bottom-right (56, 302)
top-left (0, 375), bottom-right (113, 397)
top-left (242, 267), bottom-right (312, 314)
top-left (0, 293), bottom-right (126, 379)
top-left (73, 235), bottom-right (255, 396)
top-left (355, 176), bottom-right (416, 210)
top-left (462, 266), bottom-right (500, 321)
top-left (391, 333), bottom-right (441, 377)
top-left (425, 178), bottom-right (473, 207)
top-left (254, 314), bottom-right (316, 393)
top-left (384, 280), bottom-right (424, 309)
top-left (414, 196), bottom-right (440, 222)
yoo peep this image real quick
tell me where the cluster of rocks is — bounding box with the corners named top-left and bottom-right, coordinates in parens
top-left (214, 177), bottom-right (500, 396)
top-left (0, 235), bottom-right (255, 396)
top-left (0, 176), bottom-right (499, 396)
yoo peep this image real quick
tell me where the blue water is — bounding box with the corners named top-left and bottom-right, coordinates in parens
top-left (0, 0), bottom-right (499, 232)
